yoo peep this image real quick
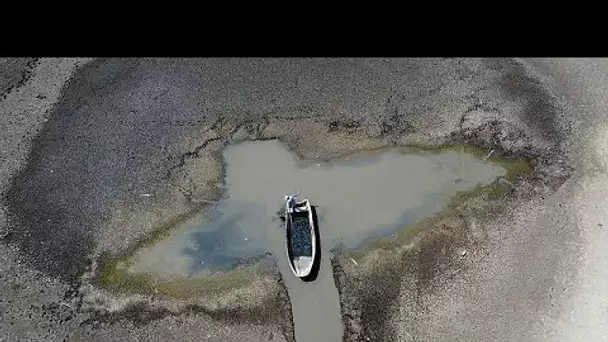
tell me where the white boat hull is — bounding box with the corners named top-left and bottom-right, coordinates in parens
top-left (284, 197), bottom-right (317, 279)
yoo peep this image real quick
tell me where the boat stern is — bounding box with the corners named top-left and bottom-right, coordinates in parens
top-left (292, 256), bottom-right (314, 278)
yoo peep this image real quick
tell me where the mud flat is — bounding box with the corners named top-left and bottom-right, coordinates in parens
top-left (90, 110), bottom-right (558, 342)
top-left (2, 58), bottom-right (578, 342)
top-left (97, 116), bottom-right (519, 342)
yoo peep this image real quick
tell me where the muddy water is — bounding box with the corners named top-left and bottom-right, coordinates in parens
top-left (129, 140), bottom-right (506, 342)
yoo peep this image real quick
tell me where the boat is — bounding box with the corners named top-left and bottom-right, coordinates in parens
top-left (284, 194), bottom-right (317, 279)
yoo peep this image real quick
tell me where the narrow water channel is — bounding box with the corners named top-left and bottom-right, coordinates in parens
top-left (129, 140), bottom-right (506, 342)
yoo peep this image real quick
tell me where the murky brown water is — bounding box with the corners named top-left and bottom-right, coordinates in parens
top-left (129, 140), bottom-right (506, 342)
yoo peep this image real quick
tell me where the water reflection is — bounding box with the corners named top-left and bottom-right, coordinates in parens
top-left (182, 200), bottom-right (271, 274)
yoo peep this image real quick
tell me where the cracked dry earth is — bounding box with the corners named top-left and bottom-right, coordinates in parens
top-left (0, 57), bottom-right (603, 342)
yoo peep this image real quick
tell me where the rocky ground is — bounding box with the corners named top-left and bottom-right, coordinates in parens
top-left (1, 58), bottom-right (603, 341)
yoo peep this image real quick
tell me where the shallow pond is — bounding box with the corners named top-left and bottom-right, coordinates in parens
top-left (128, 140), bottom-right (506, 276)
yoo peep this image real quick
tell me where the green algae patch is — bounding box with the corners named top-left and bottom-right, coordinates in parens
top-left (331, 142), bottom-right (533, 183)
top-left (95, 203), bottom-right (261, 299)
top-left (122, 204), bottom-right (209, 264)
top-left (417, 143), bottom-right (534, 182)
top-left (100, 255), bottom-right (257, 299)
